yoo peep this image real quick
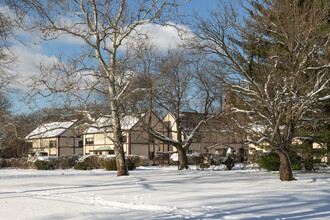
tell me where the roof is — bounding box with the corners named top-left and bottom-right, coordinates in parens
top-left (25, 121), bottom-right (77, 139)
top-left (92, 146), bottom-right (114, 151)
top-left (178, 112), bottom-right (207, 131)
top-left (165, 111), bottom-right (230, 132)
top-left (85, 115), bottom-right (139, 134)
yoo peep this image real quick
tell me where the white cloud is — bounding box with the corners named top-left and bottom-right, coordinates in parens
top-left (122, 23), bottom-right (195, 51)
top-left (6, 43), bottom-right (58, 91)
top-left (7, 22), bottom-right (194, 91)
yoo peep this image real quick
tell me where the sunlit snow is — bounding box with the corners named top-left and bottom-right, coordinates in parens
top-left (0, 166), bottom-right (329, 219)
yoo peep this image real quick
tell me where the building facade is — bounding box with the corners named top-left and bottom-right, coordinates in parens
top-left (25, 121), bottom-right (84, 156)
top-left (83, 112), bottom-right (171, 162)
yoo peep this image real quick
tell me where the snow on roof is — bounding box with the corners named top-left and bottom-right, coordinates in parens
top-left (25, 121), bottom-right (77, 139)
top-left (85, 115), bottom-right (139, 134)
top-left (249, 124), bottom-right (266, 133)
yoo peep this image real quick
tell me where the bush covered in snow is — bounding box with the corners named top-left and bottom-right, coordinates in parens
top-left (188, 153), bottom-right (203, 166)
top-left (31, 155), bottom-right (81, 170)
top-left (0, 158), bottom-right (34, 169)
top-left (103, 158), bottom-right (117, 171)
top-left (54, 155), bottom-right (80, 169)
top-left (75, 155), bottom-right (103, 170)
top-left (169, 153), bottom-right (178, 165)
top-left (34, 160), bottom-right (55, 170)
top-left (137, 156), bottom-right (152, 166)
top-left (127, 155), bottom-right (140, 170)
top-left (75, 155), bottom-right (141, 171)
top-left (103, 155), bottom-right (140, 171)
top-left (170, 153), bottom-right (237, 170)
top-left (0, 155), bottom-right (148, 170)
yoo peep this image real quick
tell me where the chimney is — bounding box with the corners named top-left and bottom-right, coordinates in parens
top-left (225, 87), bottom-right (232, 112)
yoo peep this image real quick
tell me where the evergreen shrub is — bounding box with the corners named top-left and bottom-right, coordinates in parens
top-left (256, 152), bottom-right (280, 171)
top-left (103, 158), bottom-right (117, 171)
top-left (74, 155), bottom-right (102, 170)
top-left (34, 160), bottom-right (55, 170)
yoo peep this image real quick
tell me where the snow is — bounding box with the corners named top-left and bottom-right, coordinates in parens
top-left (25, 121), bottom-right (77, 139)
top-left (29, 155), bottom-right (57, 162)
top-left (170, 153), bottom-right (178, 161)
top-left (85, 115), bottom-right (139, 133)
top-left (0, 167), bottom-right (329, 220)
top-left (319, 95), bottom-right (330, 101)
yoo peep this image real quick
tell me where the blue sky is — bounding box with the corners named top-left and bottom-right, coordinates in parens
top-left (39, 0), bottom-right (222, 58)
top-left (8, 0), bottom-right (223, 114)
top-left (182, 0), bottom-right (220, 15)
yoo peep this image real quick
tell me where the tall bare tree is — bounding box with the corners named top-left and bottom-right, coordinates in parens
top-left (6, 0), bottom-right (187, 175)
top-left (128, 49), bottom-right (223, 170)
top-left (0, 2), bottom-right (15, 92)
top-left (195, 0), bottom-right (329, 180)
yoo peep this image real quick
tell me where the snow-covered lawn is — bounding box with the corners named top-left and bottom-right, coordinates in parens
top-left (0, 166), bottom-right (329, 220)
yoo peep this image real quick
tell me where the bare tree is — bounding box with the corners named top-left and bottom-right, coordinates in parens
top-left (195, 0), bottom-right (329, 180)
top-left (0, 5), bottom-right (15, 92)
top-left (0, 92), bottom-right (10, 152)
top-left (0, 7), bottom-right (16, 156)
top-left (128, 49), bottom-right (223, 170)
top-left (7, 0), bottom-right (187, 175)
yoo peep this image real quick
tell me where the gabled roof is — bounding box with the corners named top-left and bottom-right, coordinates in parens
top-left (85, 115), bottom-right (139, 134)
top-left (164, 111), bottom-right (229, 132)
top-left (178, 112), bottom-right (208, 131)
top-left (25, 121), bottom-right (77, 139)
top-left (164, 111), bottom-right (210, 130)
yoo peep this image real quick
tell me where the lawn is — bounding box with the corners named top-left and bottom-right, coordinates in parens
top-left (0, 166), bottom-right (329, 219)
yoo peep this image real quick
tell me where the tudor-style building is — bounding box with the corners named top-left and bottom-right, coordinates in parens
top-left (163, 111), bottom-right (248, 160)
top-left (83, 112), bottom-right (171, 161)
top-left (25, 120), bottom-right (84, 156)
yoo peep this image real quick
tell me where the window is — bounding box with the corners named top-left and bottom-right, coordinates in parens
top-left (49, 140), bottom-right (57, 148)
top-left (26, 142), bottom-right (33, 148)
top-left (79, 140), bottom-right (83, 148)
top-left (164, 121), bottom-right (171, 128)
top-left (86, 138), bottom-right (94, 145)
top-left (148, 135), bottom-right (155, 143)
top-left (122, 136), bottom-right (127, 143)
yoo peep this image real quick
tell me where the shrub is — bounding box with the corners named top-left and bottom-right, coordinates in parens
top-left (212, 155), bottom-right (224, 166)
top-left (74, 161), bottom-right (89, 170)
top-left (34, 160), bottom-right (55, 170)
top-left (0, 158), bottom-right (9, 168)
top-left (257, 152), bottom-right (280, 171)
top-left (127, 155), bottom-right (140, 170)
top-left (5, 158), bottom-right (34, 169)
top-left (224, 156), bottom-right (235, 170)
top-left (169, 159), bottom-right (178, 165)
top-left (127, 157), bottom-right (137, 170)
top-left (137, 156), bottom-right (152, 166)
top-left (188, 154), bottom-right (203, 166)
top-left (103, 158), bottom-right (117, 171)
top-left (74, 155), bottom-right (103, 170)
top-left (103, 156), bottom-right (140, 171)
top-left (55, 155), bottom-right (80, 169)
top-left (257, 150), bottom-right (305, 171)
top-left (169, 153), bottom-right (178, 165)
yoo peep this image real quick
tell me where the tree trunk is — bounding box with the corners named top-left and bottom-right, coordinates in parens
top-left (109, 80), bottom-right (128, 176)
top-left (178, 147), bottom-right (188, 170)
top-left (109, 48), bottom-right (128, 176)
top-left (277, 150), bottom-right (295, 181)
top-left (111, 110), bottom-right (129, 176)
